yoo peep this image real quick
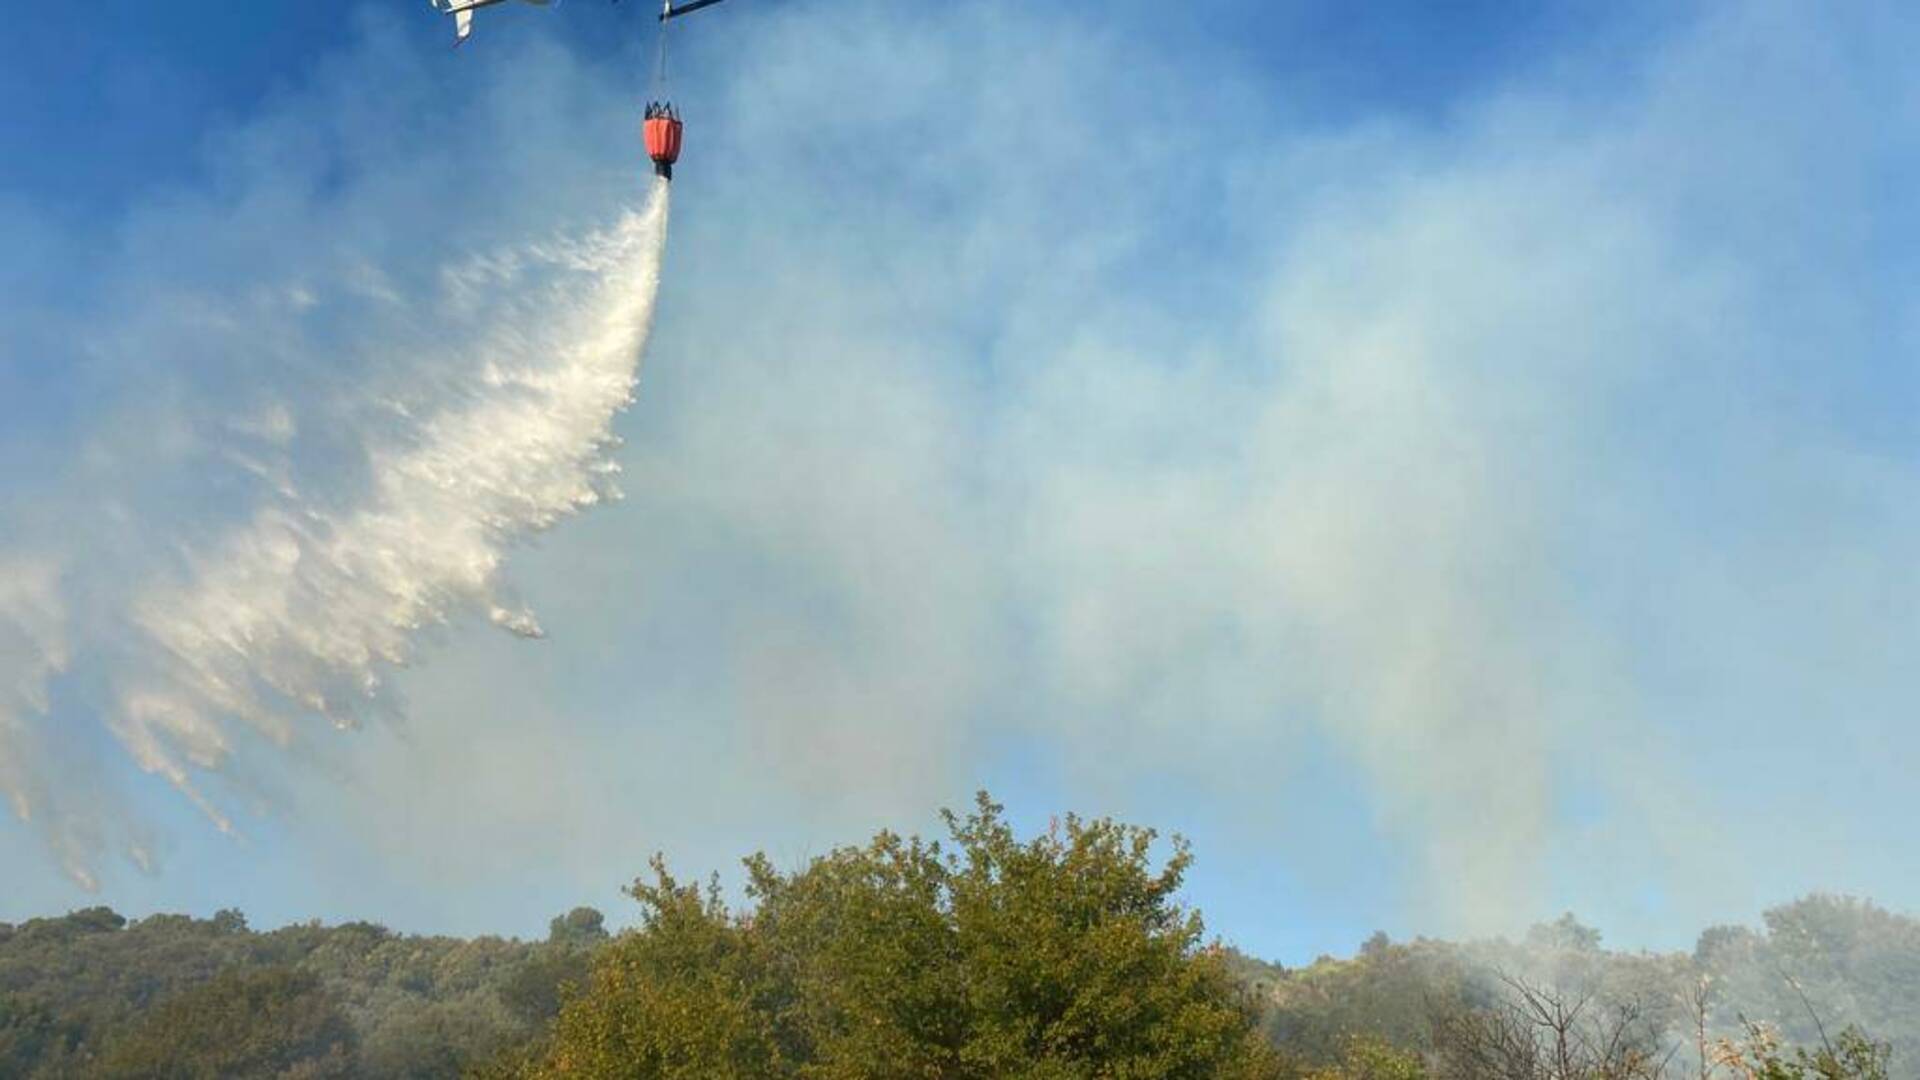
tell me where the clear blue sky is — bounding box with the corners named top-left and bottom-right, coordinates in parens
top-left (3, 0), bottom-right (1918, 964)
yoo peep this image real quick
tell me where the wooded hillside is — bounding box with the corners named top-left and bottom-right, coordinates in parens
top-left (2, 798), bottom-right (1909, 1078)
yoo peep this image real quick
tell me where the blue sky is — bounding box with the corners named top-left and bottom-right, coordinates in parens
top-left (3, 0), bottom-right (1919, 965)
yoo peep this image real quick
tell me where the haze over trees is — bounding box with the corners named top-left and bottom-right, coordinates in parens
top-left (0, 797), bottom-right (1909, 1079)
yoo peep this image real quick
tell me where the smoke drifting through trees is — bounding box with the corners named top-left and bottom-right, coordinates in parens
top-left (1244, 896), bottom-right (1918, 1078)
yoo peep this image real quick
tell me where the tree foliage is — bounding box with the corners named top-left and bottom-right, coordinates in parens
top-left (1242, 903), bottom-right (1911, 1080)
top-left (0, 903), bottom-right (606, 1078)
top-left (1712, 1023), bottom-right (1892, 1080)
top-left (95, 966), bottom-right (356, 1079)
top-left (0, 816), bottom-right (1911, 1080)
top-left (1695, 896), bottom-right (1920, 1069)
top-left (516, 792), bottom-right (1282, 1079)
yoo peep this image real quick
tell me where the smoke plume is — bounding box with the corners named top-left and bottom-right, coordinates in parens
top-left (6, 1), bottom-right (1920, 956)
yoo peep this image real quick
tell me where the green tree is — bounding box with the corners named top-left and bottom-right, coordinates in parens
top-left (1306, 1035), bottom-right (1428, 1080)
top-left (1713, 1023), bottom-right (1891, 1080)
top-left (1526, 915), bottom-right (1603, 954)
top-left (531, 864), bottom-right (785, 1078)
top-left (517, 793), bottom-right (1281, 1079)
top-left (95, 966), bottom-right (357, 1079)
top-left (547, 908), bottom-right (610, 948)
top-left (1257, 937), bottom-right (1481, 1068)
top-left (0, 993), bottom-right (80, 1077)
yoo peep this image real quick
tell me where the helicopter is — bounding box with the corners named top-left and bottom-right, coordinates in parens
top-left (429, 0), bottom-right (729, 181)
top-left (429, 0), bottom-right (726, 46)
top-left (427, 0), bottom-right (551, 47)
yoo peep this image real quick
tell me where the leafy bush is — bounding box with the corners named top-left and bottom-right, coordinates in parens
top-left (513, 793), bottom-right (1282, 1079)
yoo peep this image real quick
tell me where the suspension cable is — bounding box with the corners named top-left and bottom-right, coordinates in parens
top-left (652, 12), bottom-right (671, 102)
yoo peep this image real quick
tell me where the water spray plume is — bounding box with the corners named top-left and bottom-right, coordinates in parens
top-left (1, 180), bottom-right (672, 879)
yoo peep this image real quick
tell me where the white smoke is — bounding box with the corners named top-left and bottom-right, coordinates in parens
top-left (3, 181), bottom-right (669, 870)
top-left (7, 0), bottom-right (1920, 953)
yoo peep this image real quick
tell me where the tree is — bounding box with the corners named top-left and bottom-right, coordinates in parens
top-left (0, 993), bottom-right (80, 1077)
top-left (95, 966), bottom-right (357, 1079)
top-left (1527, 916), bottom-right (1603, 955)
top-left (1710, 1024), bottom-right (1890, 1080)
top-left (1693, 896), bottom-right (1920, 1068)
top-left (547, 908), bottom-right (609, 948)
top-left (515, 793), bottom-right (1282, 1079)
top-left (1257, 937), bottom-right (1482, 1068)
top-left (1306, 1035), bottom-right (1429, 1080)
top-left (1429, 975), bottom-right (1667, 1080)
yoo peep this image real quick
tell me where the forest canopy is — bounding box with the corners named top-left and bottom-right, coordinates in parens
top-left (0, 796), bottom-right (1910, 1079)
